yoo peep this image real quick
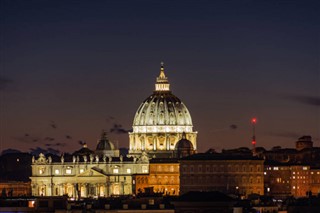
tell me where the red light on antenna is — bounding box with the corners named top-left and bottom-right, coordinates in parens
top-left (252, 140), bottom-right (256, 145)
top-left (251, 118), bottom-right (257, 124)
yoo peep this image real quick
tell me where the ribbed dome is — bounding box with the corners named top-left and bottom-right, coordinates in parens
top-left (133, 92), bottom-right (192, 127)
top-left (132, 63), bottom-right (193, 133)
top-left (96, 132), bottom-right (115, 151)
top-left (129, 63), bottom-right (197, 158)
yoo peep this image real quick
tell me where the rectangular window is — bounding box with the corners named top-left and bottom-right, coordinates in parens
top-left (80, 169), bottom-right (84, 173)
top-left (55, 169), bottom-right (60, 175)
top-left (142, 166), bottom-right (148, 173)
top-left (66, 169), bottom-right (72, 174)
top-left (127, 168), bottom-right (131, 174)
top-left (113, 168), bottom-right (119, 174)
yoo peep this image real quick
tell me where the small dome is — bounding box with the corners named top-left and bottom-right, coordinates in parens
top-left (96, 132), bottom-right (115, 151)
top-left (73, 143), bottom-right (94, 156)
top-left (175, 133), bottom-right (194, 150)
top-left (174, 132), bottom-right (195, 158)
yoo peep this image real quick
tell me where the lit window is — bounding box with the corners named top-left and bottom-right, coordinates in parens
top-left (66, 167), bottom-right (72, 174)
top-left (293, 186), bottom-right (296, 189)
top-left (293, 172), bottom-right (295, 174)
top-left (273, 167), bottom-right (279, 170)
top-left (80, 169), bottom-right (84, 173)
top-left (39, 168), bottom-right (45, 174)
top-left (264, 172), bottom-right (267, 175)
top-left (113, 168), bottom-right (119, 174)
top-left (311, 172), bottom-right (314, 174)
top-left (303, 167), bottom-right (308, 170)
top-left (142, 166), bottom-right (148, 173)
top-left (55, 169), bottom-right (60, 174)
top-left (127, 168), bottom-right (131, 174)
top-left (28, 200), bottom-right (35, 208)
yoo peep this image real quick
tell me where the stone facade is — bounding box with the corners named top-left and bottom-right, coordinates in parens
top-left (180, 154), bottom-right (264, 197)
top-left (135, 159), bottom-right (180, 196)
top-left (30, 152), bottom-right (149, 198)
top-left (264, 163), bottom-right (320, 198)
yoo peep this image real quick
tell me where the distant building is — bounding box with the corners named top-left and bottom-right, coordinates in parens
top-left (30, 134), bottom-right (150, 198)
top-left (179, 153), bottom-right (264, 197)
top-left (310, 167), bottom-right (320, 195)
top-left (172, 191), bottom-right (236, 213)
top-left (0, 152), bottom-right (32, 197)
top-left (0, 182), bottom-right (31, 197)
top-left (264, 162), bottom-right (320, 198)
top-left (263, 163), bottom-right (292, 199)
top-left (257, 136), bottom-right (320, 165)
top-left (135, 158), bottom-right (180, 196)
top-left (296, 135), bottom-right (313, 151)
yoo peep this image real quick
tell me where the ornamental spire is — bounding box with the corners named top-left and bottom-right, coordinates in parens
top-left (155, 62), bottom-right (170, 91)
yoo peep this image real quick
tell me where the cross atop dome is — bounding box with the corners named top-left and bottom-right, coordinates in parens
top-left (155, 62), bottom-right (170, 91)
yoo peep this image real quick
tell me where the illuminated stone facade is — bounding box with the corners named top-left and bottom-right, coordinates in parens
top-left (0, 182), bottom-right (31, 197)
top-left (30, 152), bottom-right (149, 198)
top-left (180, 154), bottom-right (264, 197)
top-left (129, 63), bottom-right (197, 158)
top-left (264, 164), bottom-right (320, 198)
top-left (135, 159), bottom-right (180, 196)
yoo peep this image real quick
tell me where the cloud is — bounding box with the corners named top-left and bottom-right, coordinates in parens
top-left (106, 116), bottom-right (115, 123)
top-left (286, 95), bottom-right (320, 107)
top-left (50, 121), bottom-right (57, 129)
top-left (45, 142), bottom-right (66, 147)
top-left (229, 124), bottom-right (238, 130)
top-left (13, 135), bottom-right (41, 143)
top-left (110, 123), bottom-right (132, 134)
top-left (0, 76), bottom-right (13, 91)
top-left (267, 131), bottom-right (301, 139)
top-left (30, 147), bottom-right (60, 155)
top-left (44, 137), bottom-right (55, 141)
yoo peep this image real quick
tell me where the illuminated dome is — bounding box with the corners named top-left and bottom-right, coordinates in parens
top-left (133, 91), bottom-right (192, 129)
top-left (129, 63), bottom-right (197, 158)
top-left (133, 63), bottom-right (193, 133)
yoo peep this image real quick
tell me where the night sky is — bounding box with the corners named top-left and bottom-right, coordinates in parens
top-left (1, 0), bottom-right (319, 154)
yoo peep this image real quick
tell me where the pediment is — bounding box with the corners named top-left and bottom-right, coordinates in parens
top-left (77, 167), bottom-right (107, 177)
